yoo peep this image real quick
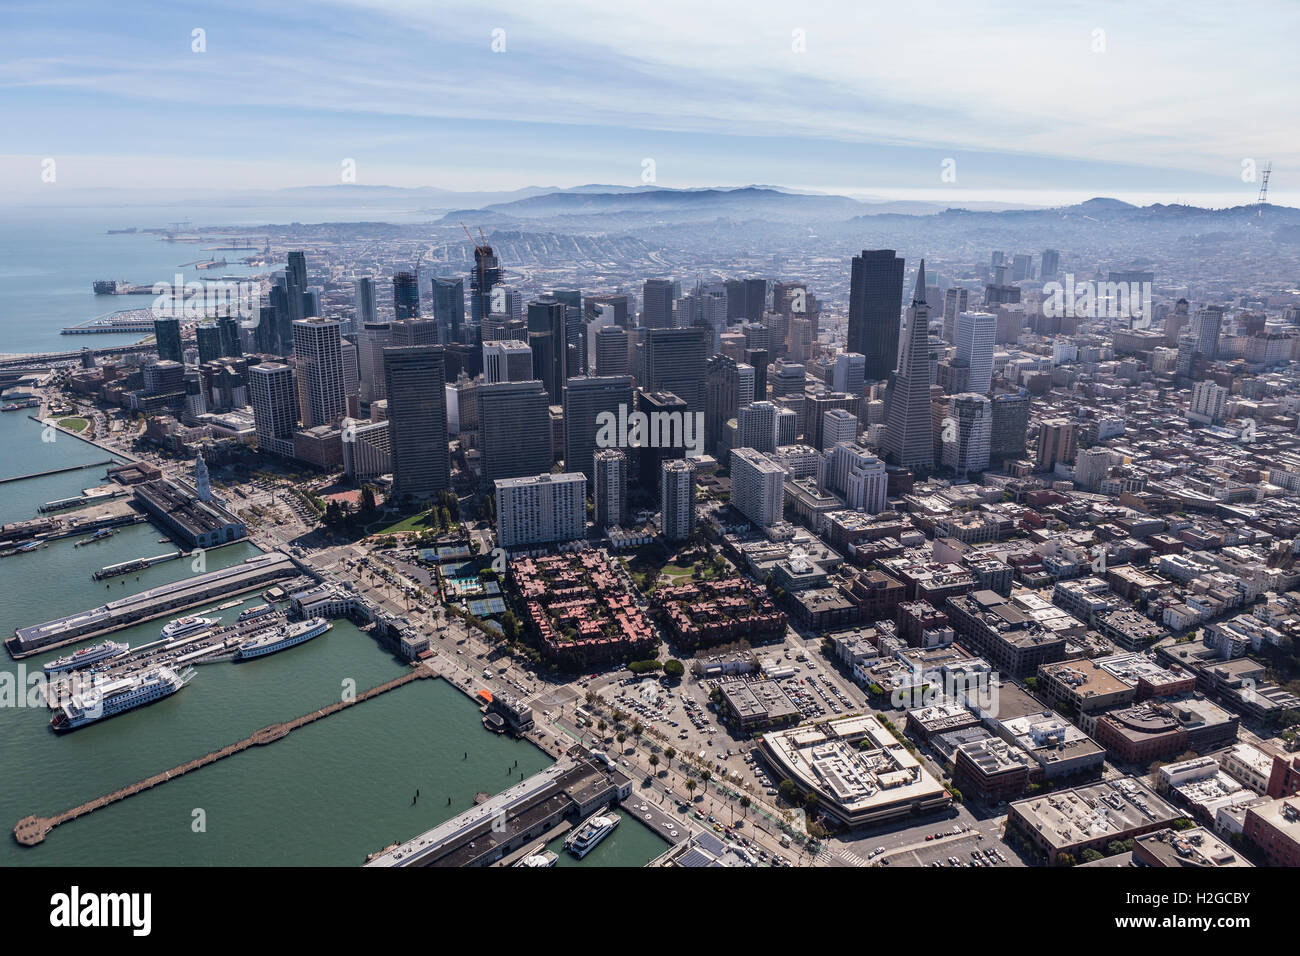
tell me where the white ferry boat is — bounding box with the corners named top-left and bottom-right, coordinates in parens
top-left (512, 844), bottom-right (558, 867)
top-left (563, 809), bottom-right (620, 859)
top-left (236, 603), bottom-right (274, 622)
top-left (235, 617), bottom-right (331, 661)
top-left (159, 616), bottom-right (219, 640)
top-left (43, 640), bottom-right (129, 674)
top-left (51, 665), bottom-right (195, 732)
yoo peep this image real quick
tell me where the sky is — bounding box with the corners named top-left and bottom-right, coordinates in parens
top-left (1, 0), bottom-right (1296, 206)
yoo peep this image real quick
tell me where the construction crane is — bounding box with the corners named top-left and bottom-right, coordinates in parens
top-left (460, 222), bottom-right (489, 255)
top-left (1253, 163), bottom-right (1274, 217)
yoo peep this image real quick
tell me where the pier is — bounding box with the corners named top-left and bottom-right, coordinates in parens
top-left (7, 551), bottom-right (300, 658)
top-left (0, 459), bottom-right (115, 486)
top-left (14, 667), bottom-right (432, 847)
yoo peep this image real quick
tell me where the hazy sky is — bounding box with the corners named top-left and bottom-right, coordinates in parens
top-left (2, 0), bottom-right (1295, 204)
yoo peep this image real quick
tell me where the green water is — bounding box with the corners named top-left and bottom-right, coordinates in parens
top-left (546, 813), bottom-right (670, 868)
top-left (0, 415), bottom-right (554, 866)
top-left (0, 414), bottom-right (667, 866)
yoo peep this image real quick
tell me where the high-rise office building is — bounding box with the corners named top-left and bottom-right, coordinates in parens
top-left (594, 325), bottom-right (630, 377)
top-left (593, 448), bottom-right (628, 529)
top-left (746, 348), bottom-right (770, 401)
top-left (357, 321), bottom-right (391, 405)
top-left (1194, 306), bottom-right (1224, 360)
top-left (828, 442), bottom-right (888, 513)
top-left (883, 261), bottom-right (936, 470)
top-left (392, 271), bottom-right (420, 321)
top-left (1036, 418), bottom-right (1077, 472)
top-left (848, 249), bottom-right (905, 381)
top-left (494, 472), bottom-right (586, 549)
top-left (635, 390), bottom-right (688, 496)
top-left (527, 298), bottom-right (567, 404)
top-left (389, 318), bottom-right (439, 347)
top-left (291, 317), bottom-right (347, 429)
top-left (154, 316), bottom-right (183, 364)
top-left (641, 279), bottom-right (674, 329)
top-left (990, 391), bottom-right (1031, 465)
top-left (354, 277), bottom-right (377, 331)
top-left (564, 375), bottom-right (633, 487)
top-left (832, 352), bottom-right (866, 397)
top-left (584, 293), bottom-right (630, 328)
top-left (822, 407), bottom-right (858, 452)
top-left (805, 390), bottom-right (859, 454)
top-left (478, 380), bottom-right (553, 485)
top-left (955, 311), bottom-right (997, 395)
top-left (941, 393), bottom-right (992, 476)
top-left (643, 327), bottom-right (708, 417)
top-left (196, 323), bottom-right (224, 365)
top-left (483, 339), bottom-right (535, 383)
top-left (248, 362), bottom-right (299, 457)
top-left (1040, 249), bottom-right (1061, 280)
top-left (706, 354), bottom-right (750, 459)
top-left (432, 276), bottom-right (465, 345)
top-left (469, 244), bottom-right (501, 340)
top-left (660, 459), bottom-right (696, 542)
top-left (730, 447), bottom-right (785, 529)
top-left (382, 345), bottom-right (450, 501)
top-left (942, 287), bottom-right (970, 344)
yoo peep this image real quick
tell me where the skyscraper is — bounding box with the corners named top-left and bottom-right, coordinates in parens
top-left (660, 459), bottom-right (695, 542)
top-left (643, 327), bottom-right (708, 417)
top-left (483, 339), bottom-right (535, 383)
top-left (564, 375), bottom-right (633, 487)
top-left (1040, 250), bottom-right (1061, 280)
top-left (737, 400), bottom-right (778, 454)
top-left (594, 325), bottom-right (630, 377)
top-left (942, 287), bottom-right (969, 344)
top-left (848, 249), bottom-right (905, 381)
top-left (593, 448), bottom-right (628, 529)
top-left (955, 311), bottom-right (997, 395)
top-left (883, 261), bottom-right (936, 470)
top-left (990, 391), bottom-right (1031, 465)
top-left (706, 354), bottom-right (747, 459)
top-left (354, 277), bottom-right (377, 330)
top-left (641, 279), bottom-right (674, 329)
top-left (382, 345), bottom-right (450, 501)
top-left (389, 317), bottom-right (439, 347)
top-left (432, 276), bottom-right (465, 345)
top-left (941, 393), bottom-right (992, 476)
top-left (730, 447), bottom-right (785, 529)
top-left (494, 473), bottom-right (586, 549)
top-left (821, 407), bottom-right (858, 452)
top-left (291, 318), bottom-right (346, 429)
top-left (478, 380), bottom-right (553, 485)
top-left (392, 271), bottom-right (420, 321)
top-left (469, 243), bottom-right (501, 340)
top-left (154, 316), bottom-right (183, 364)
top-left (528, 298), bottom-right (567, 404)
top-left (248, 362), bottom-right (299, 457)
top-left (832, 352), bottom-right (865, 396)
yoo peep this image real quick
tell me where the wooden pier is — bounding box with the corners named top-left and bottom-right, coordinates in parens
top-left (13, 667), bottom-right (432, 847)
top-left (0, 459), bottom-right (115, 486)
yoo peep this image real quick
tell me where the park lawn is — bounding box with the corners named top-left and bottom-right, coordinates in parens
top-left (57, 417), bottom-right (89, 433)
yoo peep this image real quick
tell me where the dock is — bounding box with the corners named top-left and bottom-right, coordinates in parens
top-left (6, 551), bottom-right (300, 659)
top-left (14, 667), bottom-right (432, 847)
top-left (0, 459), bottom-right (115, 486)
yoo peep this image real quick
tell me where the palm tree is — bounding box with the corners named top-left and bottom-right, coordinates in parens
top-left (664, 747), bottom-right (676, 769)
top-left (617, 732), bottom-right (627, 750)
top-left (686, 780), bottom-right (697, 799)
top-left (700, 769), bottom-right (712, 791)
top-left (649, 754), bottom-right (660, 775)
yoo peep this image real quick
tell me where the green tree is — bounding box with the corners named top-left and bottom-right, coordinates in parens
top-left (663, 659), bottom-right (685, 679)
top-left (664, 747), bottom-right (676, 768)
top-left (778, 779), bottom-right (801, 805)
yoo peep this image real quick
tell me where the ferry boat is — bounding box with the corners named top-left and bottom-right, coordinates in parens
top-left (236, 604), bottom-right (274, 622)
top-left (51, 665), bottom-right (195, 732)
top-left (159, 616), bottom-right (219, 640)
top-left (43, 640), bottom-right (129, 674)
top-left (235, 617), bottom-right (331, 660)
top-left (2, 400), bottom-right (38, 411)
top-left (563, 809), bottom-right (620, 859)
top-left (512, 844), bottom-right (558, 867)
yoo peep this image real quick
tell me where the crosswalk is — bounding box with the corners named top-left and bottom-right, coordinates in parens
top-left (838, 849), bottom-right (870, 867)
